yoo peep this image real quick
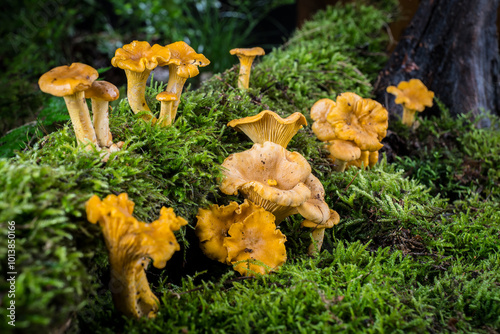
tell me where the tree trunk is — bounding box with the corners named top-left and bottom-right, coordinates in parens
top-left (373, 0), bottom-right (500, 127)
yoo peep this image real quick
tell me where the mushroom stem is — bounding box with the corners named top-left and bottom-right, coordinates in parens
top-left (308, 228), bottom-right (326, 256)
top-left (402, 107), bottom-right (417, 126)
top-left (165, 65), bottom-right (188, 122)
top-left (124, 69), bottom-right (154, 120)
top-left (91, 98), bottom-right (113, 147)
top-left (63, 91), bottom-right (98, 146)
top-left (236, 55), bottom-right (256, 89)
top-left (360, 151), bottom-right (370, 170)
top-left (158, 100), bottom-right (175, 127)
top-left (333, 159), bottom-right (347, 172)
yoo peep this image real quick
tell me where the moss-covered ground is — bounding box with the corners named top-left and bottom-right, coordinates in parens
top-left (1, 2), bottom-right (499, 333)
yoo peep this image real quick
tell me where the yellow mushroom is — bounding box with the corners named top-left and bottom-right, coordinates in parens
top-left (38, 63), bottom-right (98, 146)
top-left (301, 210), bottom-right (340, 255)
top-left (156, 91), bottom-right (178, 127)
top-left (227, 110), bottom-right (307, 148)
top-left (195, 200), bottom-right (261, 263)
top-left (310, 98), bottom-right (337, 142)
top-left (224, 209), bottom-right (286, 276)
top-left (111, 41), bottom-right (171, 120)
top-left (327, 139), bottom-right (362, 172)
top-left (85, 193), bottom-right (187, 319)
top-left (386, 78), bottom-right (434, 126)
top-left (164, 41), bottom-right (210, 123)
top-left (229, 47), bottom-right (265, 89)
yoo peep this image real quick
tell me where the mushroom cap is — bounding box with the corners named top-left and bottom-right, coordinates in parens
top-left (220, 141), bottom-right (312, 212)
top-left (296, 174), bottom-right (332, 225)
top-left (195, 200), bottom-right (261, 263)
top-left (111, 40), bottom-right (172, 72)
top-left (166, 41), bottom-right (210, 78)
top-left (327, 139), bottom-right (361, 162)
top-left (310, 98), bottom-right (336, 122)
top-left (230, 47), bottom-right (265, 57)
top-left (228, 110), bottom-right (307, 148)
top-left (39, 63), bottom-right (98, 97)
top-left (156, 91), bottom-right (178, 102)
top-left (224, 209), bottom-right (286, 276)
top-left (326, 92), bottom-right (388, 152)
top-left (301, 209), bottom-right (340, 229)
top-left (85, 80), bottom-right (119, 101)
top-left (386, 78), bottom-right (434, 112)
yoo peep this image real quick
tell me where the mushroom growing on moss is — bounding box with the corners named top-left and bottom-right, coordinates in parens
top-left (386, 78), bottom-right (434, 126)
top-left (164, 41), bottom-right (210, 123)
top-left (230, 47), bottom-right (265, 89)
top-left (85, 80), bottom-right (119, 147)
top-left (224, 209), bottom-right (286, 276)
top-left (85, 193), bottom-right (187, 319)
top-left (326, 92), bottom-right (389, 153)
top-left (220, 141), bottom-right (313, 223)
top-left (111, 41), bottom-right (171, 119)
top-left (38, 63), bottom-right (98, 146)
top-left (302, 210), bottom-right (339, 255)
top-left (156, 91), bottom-right (178, 127)
top-left (310, 98), bottom-right (337, 142)
top-left (195, 200), bottom-right (261, 263)
top-left (227, 110), bottom-right (307, 148)
top-left (327, 139), bottom-right (361, 172)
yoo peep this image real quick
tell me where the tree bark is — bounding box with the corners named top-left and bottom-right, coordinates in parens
top-left (373, 0), bottom-right (500, 127)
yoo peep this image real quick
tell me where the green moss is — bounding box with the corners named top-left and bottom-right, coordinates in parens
top-left (0, 2), bottom-right (499, 333)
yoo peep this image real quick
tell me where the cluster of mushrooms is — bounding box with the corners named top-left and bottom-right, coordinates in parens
top-left (37, 37), bottom-right (434, 319)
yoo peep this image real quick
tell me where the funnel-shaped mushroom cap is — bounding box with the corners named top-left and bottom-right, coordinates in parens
top-left (39, 63), bottom-right (98, 97)
top-left (224, 209), bottom-right (286, 276)
top-left (156, 91), bottom-right (178, 102)
top-left (166, 41), bottom-right (210, 78)
top-left (111, 41), bottom-right (171, 72)
top-left (302, 209), bottom-right (340, 229)
top-left (230, 47), bottom-right (265, 58)
top-left (85, 193), bottom-right (186, 319)
top-left (386, 79), bottom-right (434, 112)
top-left (85, 81), bottom-right (119, 101)
top-left (228, 110), bottom-right (307, 148)
top-left (195, 200), bottom-right (261, 263)
top-left (310, 98), bottom-right (338, 142)
top-left (220, 141), bottom-right (312, 222)
top-left (328, 139), bottom-right (361, 162)
top-left (326, 92), bottom-right (388, 152)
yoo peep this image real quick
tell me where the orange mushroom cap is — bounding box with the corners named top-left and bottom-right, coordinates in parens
top-left (326, 92), bottom-right (388, 152)
top-left (224, 209), bottom-right (286, 276)
top-left (85, 80), bottom-right (119, 101)
top-left (111, 40), bottom-right (172, 72)
top-left (229, 47), bottom-right (265, 58)
top-left (310, 98), bottom-right (338, 142)
top-left (195, 200), bottom-right (261, 263)
top-left (39, 63), bottom-right (98, 97)
top-left (156, 91), bottom-right (178, 102)
top-left (227, 110), bottom-right (307, 148)
top-left (327, 139), bottom-right (361, 162)
top-left (386, 79), bottom-right (434, 112)
top-left (166, 41), bottom-right (210, 78)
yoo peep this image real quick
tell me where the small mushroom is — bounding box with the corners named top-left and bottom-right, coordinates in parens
top-left (195, 200), bottom-right (261, 263)
top-left (224, 209), bottom-right (286, 276)
top-left (310, 98), bottom-right (337, 142)
top-left (38, 63), bottom-right (98, 146)
top-left (164, 41), bottom-right (210, 123)
top-left (386, 79), bottom-right (434, 126)
top-left (86, 193), bottom-right (187, 319)
top-left (347, 150), bottom-right (379, 169)
top-left (327, 139), bottom-right (361, 172)
top-left (229, 47), bottom-right (265, 89)
top-left (85, 80), bottom-right (119, 147)
top-left (326, 92), bottom-right (389, 152)
top-left (220, 141), bottom-right (312, 223)
top-left (156, 91), bottom-right (178, 127)
top-left (301, 210), bottom-right (340, 255)
top-left (111, 41), bottom-right (171, 119)
top-left (227, 110), bottom-right (307, 148)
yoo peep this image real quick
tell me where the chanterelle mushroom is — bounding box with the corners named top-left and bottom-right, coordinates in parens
top-left (220, 141), bottom-right (312, 223)
top-left (327, 139), bottom-right (361, 172)
top-left (386, 78), bottom-right (434, 126)
top-left (230, 47), bottom-right (265, 89)
top-left (156, 91), bottom-right (178, 127)
top-left (38, 63), bottom-right (98, 146)
top-left (164, 41), bottom-right (210, 123)
top-left (111, 41), bottom-right (171, 119)
top-left (302, 210), bottom-right (340, 255)
top-left (195, 200), bottom-right (261, 263)
top-left (224, 209), bottom-right (286, 276)
top-left (86, 193), bottom-right (187, 319)
top-left (310, 98), bottom-right (337, 142)
top-left (85, 80), bottom-right (119, 147)
top-left (326, 92), bottom-right (388, 152)
top-left (227, 110), bottom-right (307, 148)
